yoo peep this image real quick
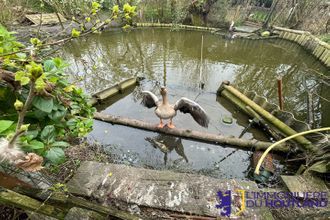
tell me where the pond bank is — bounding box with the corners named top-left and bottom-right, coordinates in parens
top-left (11, 21), bottom-right (330, 70)
top-left (273, 26), bottom-right (330, 68)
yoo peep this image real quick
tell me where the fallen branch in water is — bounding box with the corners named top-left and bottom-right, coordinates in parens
top-left (94, 112), bottom-right (290, 152)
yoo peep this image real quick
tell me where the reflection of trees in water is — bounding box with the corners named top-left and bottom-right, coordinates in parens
top-left (61, 30), bottom-right (206, 92)
top-left (60, 29), bottom-right (329, 125)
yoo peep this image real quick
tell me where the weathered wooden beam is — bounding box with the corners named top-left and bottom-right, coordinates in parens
top-left (93, 112), bottom-right (290, 152)
top-left (0, 186), bottom-right (66, 219)
top-left (14, 187), bottom-right (140, 220)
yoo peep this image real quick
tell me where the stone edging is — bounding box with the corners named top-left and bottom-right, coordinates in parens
top-left (273, 26), bottom-right (330, 67)
top-left (136, 22), bottom-right (220, 32)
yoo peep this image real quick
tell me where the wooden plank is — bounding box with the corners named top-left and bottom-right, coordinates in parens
top-left (301, 35), bottom-right (309, 46)
top-left (320, 50), bottom-right (329, 63)
top-left (297, 35), bottom-right (304, 45)
top-left (293, 33), bottom-right (300, 43)
top-left (326, 56), bottom-right (330, 67)
top-left (0, 186), bottom-right (66, 219)
top-left (290, 33), bottom-right (296, 41)
top-left (273, 26), bottom-right (308, 35)
top-left (25, 13), bottom-right (67, 25)
top-left (283, 32), bottom-right (289, 40)
top-left (67, 161), bottom-right (274, 219)
top-left (15, 188), bottom-right (140, 220)
top-left (315, 46), bottom-right (325, 58)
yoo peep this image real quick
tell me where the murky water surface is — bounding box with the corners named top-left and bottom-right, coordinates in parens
top-left (61, 28), bottom-right (329, 179)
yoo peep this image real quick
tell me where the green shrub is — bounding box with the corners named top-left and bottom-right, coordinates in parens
top-left (0, 26), bottom-right (95, 164)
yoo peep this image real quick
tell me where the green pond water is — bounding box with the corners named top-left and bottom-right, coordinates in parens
top-left (61, 28), bottom-right (329, 179)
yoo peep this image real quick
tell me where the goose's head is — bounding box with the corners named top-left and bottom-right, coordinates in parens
top-left (160, 87), bottom-right (167, 96)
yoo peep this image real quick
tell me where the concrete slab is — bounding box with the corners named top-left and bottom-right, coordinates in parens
top-left (64, 207), bottom-right (105, 220)
top-left (281, 174), bottom-right (329, 198)
top-left (67, 161), bottom-right (273, 219)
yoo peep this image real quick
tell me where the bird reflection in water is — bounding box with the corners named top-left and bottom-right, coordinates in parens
top-left (145, 134), bottom-right (188, 165)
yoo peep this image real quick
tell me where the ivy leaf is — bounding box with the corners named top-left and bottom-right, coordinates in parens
top-left (40, 125), bottom-right (55, 144)
top-left (48, 110), bottom-right (66, 121)
top-left (66, 118), bottom-right (77, 129)
top-left (32, 96), bottom-right (53, 113)
top-left (43, 60), bottom-right (56, 72)
top-left (51, 141), bottom-right (70, 148)
top-left (28, 140), bottom-right (45, 149)
top-left (20, 130), bottom-right (39, 142)
top-left (45, 147), bottom-right (65, 164)
top-left (33, 109), bottom-right (48, 120)
top-left (0, 120), bottom-right (14, 133)
top-left (53, 57), bottom-right (69, 69)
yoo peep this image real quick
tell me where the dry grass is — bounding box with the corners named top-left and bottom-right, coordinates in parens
top-left (0, 205), bottom-right (27, 220)
top-left (44, 141), bottom-right (113, 182)
top-left (0, 0), bottom-right (31, 27)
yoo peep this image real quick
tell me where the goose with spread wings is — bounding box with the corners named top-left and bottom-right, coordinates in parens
top-left (141, 87), bottom-right (209, 128)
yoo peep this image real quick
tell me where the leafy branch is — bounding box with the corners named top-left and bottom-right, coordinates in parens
top-left (0, 1), bottom-right (137, 171)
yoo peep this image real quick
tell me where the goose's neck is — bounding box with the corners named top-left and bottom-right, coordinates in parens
top-left (162, 93), bottom-right (168, 105)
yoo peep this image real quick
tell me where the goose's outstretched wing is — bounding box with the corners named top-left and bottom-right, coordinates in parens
top-left (141, 91), bottom-right (160, 108)
top-left (174, 97), bottom-right (209, 128)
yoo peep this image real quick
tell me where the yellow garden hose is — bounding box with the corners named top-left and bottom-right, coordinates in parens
top-left (254, 127), bottom-right (330, 175)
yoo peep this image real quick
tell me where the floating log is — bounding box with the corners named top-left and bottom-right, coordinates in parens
top-left (89, 77), bottom-right (140, 106)
top-left (217, 82), bottom-right (318, 152)
top-left (93, 112), bottom-right (290, 152)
